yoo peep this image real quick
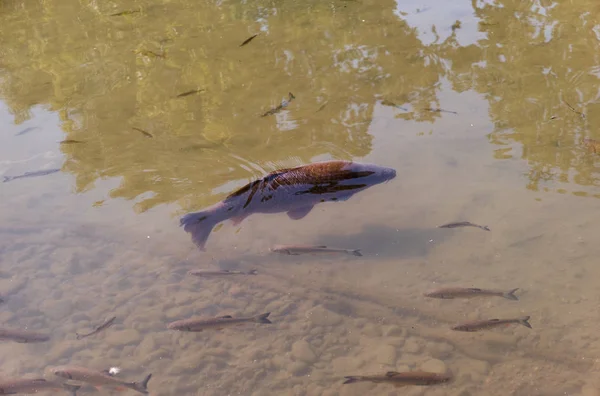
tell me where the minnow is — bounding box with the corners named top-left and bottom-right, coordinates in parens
top-left (0, 327), bottom-right (50, 343)
top-left (134, 50), bottom-right (166, 59)
top-left (261, 92), bottom-right (295, 117)
top-left (176, 89), bottom-right (204, 98)
top-left (381, 100), bottom-right (409, 111)
top-left (76, 316), bottom-right (116, 339)
top-left (0, 378), bottom-right (80, 395)
top-left (451, 316), bottom-right (532, 332)
top-left (239, 34), bottom-right (258, 47)
top-left (187, 269), bottom-right (258, 277)
top-left (270, 245), bottom-right (362, 257)
top-left (424, 287), bottom-right (519, 300)
top-left (132, 127), bottom-right (153, 138)
top-left (51, 366), bottom-right (151, 395)
top-left (438, 221), bottom-right (490, 231)
top-left (343, 371), bottom-right (452, 387)
top-left (179, 160), bottom-right (396, 251)
top-left (3, 168), bottom-right (60, 183)
top-left (168, 312), bottom-right (271, 332)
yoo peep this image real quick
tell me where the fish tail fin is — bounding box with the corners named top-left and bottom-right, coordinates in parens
top-left (2, 176), bottom-right (12, 183)
top-left (180, 210), bottom-right (220, 251)
top-left (350, 249), bottom-right (362, 257)
top-left (75, 333), bottom-right (82, 340)
top-left (247, 269), bottom-right (258, 275)
top-left (343, 376), bottom-right (363, 384)
top-left (503, 288), bottom-right (519, 301)
top-left (254, 312), bottom-right (272, 324)
top-left (131, 373), bottom-right (152, 394)
top-left (518, 316), bottom-right (532, 329)
top-left (63, 383), bottom-right (81, 396)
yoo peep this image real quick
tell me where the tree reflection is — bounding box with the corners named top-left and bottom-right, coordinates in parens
top-left (0, 0), bottom-right (448, 212)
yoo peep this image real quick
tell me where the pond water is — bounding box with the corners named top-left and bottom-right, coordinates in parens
top-left (1, 0), bottom-right (600, 395)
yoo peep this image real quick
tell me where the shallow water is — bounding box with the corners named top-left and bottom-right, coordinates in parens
top-left (1, 0), bottom-right (600, 394)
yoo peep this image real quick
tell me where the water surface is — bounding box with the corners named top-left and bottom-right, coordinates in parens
top-left (1, 0), bottom-right (600, 395)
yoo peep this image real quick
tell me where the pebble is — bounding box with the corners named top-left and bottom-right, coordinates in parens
top-left (420, 358), bottom-right (447, 374)
top-left (291, 340), bottom-right (317, 364)
top-left (105, 329), bottom-right (141, 347)
top-left (375, 345), bottom-right (397, 365)
top-left (305, 305), bottom-right (342, 326)
top-left (404, 337), bottom-right (422, 353)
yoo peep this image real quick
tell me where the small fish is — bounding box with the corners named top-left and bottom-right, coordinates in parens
top-left (563, 99), bottom-right (586, 119)
top-left (261, 92), bottom-right (295, 117)
top-left (132, 127), bottom-right (153, 138)
top-left (60, 139), bottom-right (85, 144)
top-left (176, 89), bottom-right (204, 98)
top-left (270, 244), bottom-right (362, 257)
top-left (76, 316), bottom-right (116, 339)
top-left (239, 34), bottom-right (258, 47)
top-left (343, 371), bottom-right (452, 387)
top-left (110, 9), bottom-right (140, 16)
top-left (425, 107), bottom-right (458, 115)
top-left (438, 221), bottom-right (490, 231)
top-left (51, 366), bottom-right (151, 395)
top-left (168, 312), bottom-right (272, 332)
top-left (0, 378), bottom-right (80, 395)
top-left (15, 126), bottom-right (40, 136)
top-left (187, 269), bottom-right (258, 277)
top-left (3, 168), bottom-right (60, 183)
top-left (0, 327), bottom-right (50, 343)
top-left (451, 316), bottom-right (532, 332)
top-left (424, 287), bottom-right (519, 300)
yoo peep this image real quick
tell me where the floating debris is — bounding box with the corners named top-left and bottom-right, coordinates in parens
top-left (437, 221), bottom-right (490, 231)
top-left (240, 34), bottom-right (258, 47)
top-left (3, 168), bottom-right (60, 183)
top-left (261, 92), bottom-right (296, 117)
top-left (176, 89), bottom-right (204, 98)
top-left (424, 287), bottom-right (519, 300)
top-left (451, 316), bottom-right (532, 332)
top-left (76, 316), bottom-right (116, 340)
top-left (132, 127), bottom-right (153, 138)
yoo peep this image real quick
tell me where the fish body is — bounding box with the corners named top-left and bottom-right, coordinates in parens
top-left (343, 371), bottom-right (451, 387)
top-left (424, 287), bottom-right (519, 301)
top-left (15, 126), bottom-right (40, 136)
top-left (451, 316), bottom-right (532, 332)
top-left (187, 269), bottom-right (258, 277)
top-left (60, 140), bottom-right (85, 144)
top-left (180, 160), bottom-right (396, 250)
top-left (76, 316), bottom-right (116, 339)
top-left (3, 168), bottom-right (60, 183)
top-left (168, 312), bottom-right (271, 332)
top-left (0, 328), bottom-right (50, 343)
top-left (51, 366), bottom-right (151, 394)
top-left (270, 244), bottom-right (362, 256)
top-left (0, 378), bottom-right (80, 395)
top-left (240, 34), bottom-right (258, 47)
top-left (438, 221), bottom-right (490, 231)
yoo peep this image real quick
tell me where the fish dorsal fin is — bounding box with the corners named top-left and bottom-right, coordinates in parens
top-left (218, 315), bottom-right (233, 319)
top-left (467, 288), bottom-right (482, 292)
top-left (385, 371), bottom-right (400, 377)
top-left (286, 205), bottom-right (314, 220)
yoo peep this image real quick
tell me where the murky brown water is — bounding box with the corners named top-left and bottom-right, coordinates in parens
top-left (2, 0), bottom-right (600, 394)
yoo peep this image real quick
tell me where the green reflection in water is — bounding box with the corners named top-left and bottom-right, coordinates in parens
top-left (0, 0), bottom-right (447, 213)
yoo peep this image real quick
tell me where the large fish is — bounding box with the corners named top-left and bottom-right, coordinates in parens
top-left (180, 160), bottom-right (396, 250)
top-left (50, 366), bottom-right (151, 394)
